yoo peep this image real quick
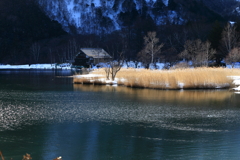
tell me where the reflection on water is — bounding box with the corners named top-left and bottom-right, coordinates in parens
top-left (74, 84), bottom-right (236, 106)
top-left (1, 71), bottom-right (240, 159)
top-left (0, 83), bottom-right (239, 132)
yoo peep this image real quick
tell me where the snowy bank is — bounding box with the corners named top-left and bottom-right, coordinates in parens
top-left (229, 76), bottom-right (240, 91)
top-left (0, 63), bottom-right (72, 70)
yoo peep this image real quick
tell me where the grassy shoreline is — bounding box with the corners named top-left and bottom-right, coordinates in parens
top-left (73, 68), bottom-right (240, 90)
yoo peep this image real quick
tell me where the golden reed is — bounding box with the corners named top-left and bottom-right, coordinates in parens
top-left (73, 67), bottom-right (240, 89)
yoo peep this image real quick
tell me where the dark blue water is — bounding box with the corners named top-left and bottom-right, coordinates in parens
top-left (0, 70), bottom-right (240, 160)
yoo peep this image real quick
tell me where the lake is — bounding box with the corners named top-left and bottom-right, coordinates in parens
top-left (0, 70), bottom-right (240, 159)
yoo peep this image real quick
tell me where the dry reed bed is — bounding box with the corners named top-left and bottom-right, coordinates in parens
top-left (74, 68), bottom-right (240, 89)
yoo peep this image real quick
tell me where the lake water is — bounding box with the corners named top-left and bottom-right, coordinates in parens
top-left (0, 70), bottom-right (240, 160)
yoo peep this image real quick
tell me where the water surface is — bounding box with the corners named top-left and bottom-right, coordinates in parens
top-left (0, 70), bottom-right (240, 159)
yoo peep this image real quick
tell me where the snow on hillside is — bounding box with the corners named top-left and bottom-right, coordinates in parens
top-left (162, 0), bottom-right (169, 6)
top-left (37, 0), bottom-right (178, 34)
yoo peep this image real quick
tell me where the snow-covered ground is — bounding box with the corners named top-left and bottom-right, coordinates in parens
top-left (229, 76), bottom-right (240, 91)
top-left (1, 61), bottom-right (239, 70)
top-left (226, 62), bottom-right (240, 69)
top-left (0, 63), bottom-right (72, 69)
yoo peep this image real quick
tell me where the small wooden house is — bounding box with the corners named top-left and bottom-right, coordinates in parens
top-left (72, 48), bottom-right (112, 68)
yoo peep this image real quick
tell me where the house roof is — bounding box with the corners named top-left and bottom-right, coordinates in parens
top-left (80, 48), bottom-right (112, 59)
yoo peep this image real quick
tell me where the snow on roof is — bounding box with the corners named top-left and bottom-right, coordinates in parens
top-left (80, 48), bottom-right (112, 59)
top-left (229, 21), bottom-right (236, 26)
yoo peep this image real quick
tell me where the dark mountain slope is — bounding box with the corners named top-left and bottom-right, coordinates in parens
top-left (0, 0), bottom-right (66, 63)
top-left (168, 0), bottom-right (224, 23)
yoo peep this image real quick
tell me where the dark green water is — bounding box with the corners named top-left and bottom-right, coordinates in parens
top-left (1, 70), bottom-right (240, 160)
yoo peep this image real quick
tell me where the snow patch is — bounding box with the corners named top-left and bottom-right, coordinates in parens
top-left (229, 76), bottom-right (240, 92)
top-left (232, 86), bottom-right (240, 91)
top-left (178, 82), bottom-right (184, 89)
top-left (162, 0), bottom-right (169, 6)
top-left (93, 0), bottom-right (101, 7)
top-left (229, 76), bottom-right (240, 86)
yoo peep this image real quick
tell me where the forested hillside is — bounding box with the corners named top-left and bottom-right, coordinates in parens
top-left (1, 0), bottom-right (240, 65)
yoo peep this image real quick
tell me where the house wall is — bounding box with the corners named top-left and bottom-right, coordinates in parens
top-left (93, 58), bottom-right (112, 64)
top-left (73, 49), bottom-right (112, 68)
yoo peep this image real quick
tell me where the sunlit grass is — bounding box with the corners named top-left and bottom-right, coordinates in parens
top-left (74, 67), bottom-right (240, 89)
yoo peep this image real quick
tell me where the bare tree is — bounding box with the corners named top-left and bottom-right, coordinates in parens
top-left (225, 47), bottom-right (240, 68)
top-left (145, 31), bottom-right (164, 64)
top-left (104, 52), bottom-right (124, 81)
top-left (138, 31), bottom-right (164, 67)
top-left (180, 39), bottom-right (215, 67)
top-left (221, 22), bottom-right (238, 54)
top-left (109, 61), bottom-right (123, 81)
top-left (197, 40), bottom-right (216, 67)
top-left (180, 39), bottom-right (200, 62)
top-left (30, 42), bottom-right (40, 64)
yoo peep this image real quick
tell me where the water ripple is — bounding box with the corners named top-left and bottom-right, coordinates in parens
top-left (0, 90), bottom-right (240, 133)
